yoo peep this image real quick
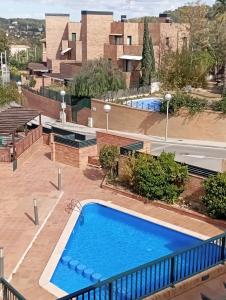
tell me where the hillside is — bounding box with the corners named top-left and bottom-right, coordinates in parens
top-left (0, 17), bottom-right (45, 46)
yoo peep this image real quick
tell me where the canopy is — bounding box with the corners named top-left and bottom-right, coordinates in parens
top-left (0, 107), bottom-right (40, 134)
top-left (61, 48), bottom-right (72, 55)
top-left (119, 55), bottom-right (142, 61)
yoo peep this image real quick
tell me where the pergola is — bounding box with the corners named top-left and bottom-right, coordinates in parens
top-left (0, 107), bottom-right (41, 160)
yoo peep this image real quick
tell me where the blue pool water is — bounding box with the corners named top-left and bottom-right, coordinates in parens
top-left (51, 203), bottom-right (202, 294)
top-left (127, 98), bottom-right (162, 111)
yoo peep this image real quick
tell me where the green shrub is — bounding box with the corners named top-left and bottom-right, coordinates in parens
top-left (202, 173), bottom-right (226, 219)
top-left (99, 145), bottom-right (119, 180)
top-left (29, 76), bottom-right (36, 88)
top-left (131, 152), bottom-right (188, 204)
top-left (212, 95), bottom-right (226, 113)
top-left (160, 92), bottom-right (208, 114)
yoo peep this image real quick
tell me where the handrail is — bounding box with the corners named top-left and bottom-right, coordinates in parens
top-left (0, 277), bottom-right (26, 300)
top-left (57, 232), bottom-right (226, 300)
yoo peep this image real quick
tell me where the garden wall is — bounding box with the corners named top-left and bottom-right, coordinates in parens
top-left (22, 88), bottom-right (72, 121)
top-left (91, 99), bottom-right (226, 142)
top-left (96, 131), bottom-right (140, 154)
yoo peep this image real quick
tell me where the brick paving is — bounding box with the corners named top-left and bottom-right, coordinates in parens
top-left (1, 144), bottom-right (225, 299)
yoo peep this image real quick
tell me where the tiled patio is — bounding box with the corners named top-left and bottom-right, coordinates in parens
top-left (1, 144), bottom-right (225, 299)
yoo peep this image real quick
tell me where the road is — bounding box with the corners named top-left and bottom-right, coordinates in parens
top-left (151, 142), bottom-right (226, 171)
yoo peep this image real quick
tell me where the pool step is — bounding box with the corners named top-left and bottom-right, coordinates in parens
top-left (61, 256), bottom-right (102, 282)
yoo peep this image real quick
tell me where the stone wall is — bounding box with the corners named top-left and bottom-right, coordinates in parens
top-left (91, 99), bottom-right (226, 142)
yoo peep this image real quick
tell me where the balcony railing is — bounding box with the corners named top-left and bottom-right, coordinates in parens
top-left (57, 232), bottom-right (226, 300)
top-left (0, 277), bottom-right (26, 300)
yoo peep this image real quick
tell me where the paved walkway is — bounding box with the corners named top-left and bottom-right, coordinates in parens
top-left (0, 145), bottom-right (225, 299)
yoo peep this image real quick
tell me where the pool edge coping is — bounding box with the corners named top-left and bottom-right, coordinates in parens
top-left (39, 199), bottom-right (210, 298)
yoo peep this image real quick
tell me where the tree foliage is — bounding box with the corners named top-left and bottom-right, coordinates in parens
top-left (160, 49), bottom-right (215, 89)
top-left (99, 145), bottom-right (120, 179)
top-left (70, 59), bottom-right (126, 98)
top-left (160, 92), bottom-right (208, 114)
top-left (141, 17), bottom-right (155, 86)
top-left (0, 82), bottom-right (22, 106)
top-left (124, 152), bottom-right (188, 203)
top-left (202, 173), bottom-right (226, 219)
top-left (0, 29), bottom-right (9, 54)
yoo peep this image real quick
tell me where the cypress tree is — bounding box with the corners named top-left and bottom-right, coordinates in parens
top-left (141, 17), bottom-right (155, 86)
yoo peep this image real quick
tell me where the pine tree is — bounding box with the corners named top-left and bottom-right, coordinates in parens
top-left (141, 17), bottom-right (155, 86)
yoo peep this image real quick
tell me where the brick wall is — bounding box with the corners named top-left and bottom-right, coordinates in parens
top-left (45, 14), bottom-right (70, 72)
top-left (53, 142), bottom-right (97, 168)
top-left (82, 12), bottom-right (113, 61)
top-left (22, 88), bottom-right (72, 121)
top-left (96, 131), bottom-right (139, 154)
top-left (60, 62), bottom-right (82, 78)
top-left (92, 99), bottom-right (226, 142)
top-left (77, 107), bottom-right (91, 126)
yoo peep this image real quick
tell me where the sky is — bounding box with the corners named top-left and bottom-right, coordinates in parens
top-left (2, 0), bottom-right (216, 20)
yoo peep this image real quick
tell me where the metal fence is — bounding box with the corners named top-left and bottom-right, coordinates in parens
top-left (57, 232), bottom-right (226, 300)
top-left (40, 87), bottom-right (72, 105)
top-left (0, 277), bottom-right (26, 300)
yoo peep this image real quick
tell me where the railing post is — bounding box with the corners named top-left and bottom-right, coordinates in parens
top-left (58, 168), bottom-right (62, 191)
top-left (221, 236), bottom-right (225, 262)
top-left (109, 282), bottom-right (113, 300)
top-left (170, 256), bottom-right (175, 287)
top-left (0, 247), bottom-right (4, 278)
top-left (33, 199), bottom-right (39, 226)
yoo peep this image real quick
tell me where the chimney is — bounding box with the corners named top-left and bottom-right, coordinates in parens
top-left (121, 15), bottom-right (127, 22)
top-left (159, 13), bottom-right (172, 23)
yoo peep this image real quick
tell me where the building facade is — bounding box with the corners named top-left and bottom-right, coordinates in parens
top-left (42, 11), bottom-right (189, 87)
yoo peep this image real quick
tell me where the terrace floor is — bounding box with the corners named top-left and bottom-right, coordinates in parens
top-left (0, 144), bottom-right (225, 300)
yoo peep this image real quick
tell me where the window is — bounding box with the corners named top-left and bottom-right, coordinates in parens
top-left (124, 60), bottom-right (133, 72)
top-left (127, 35), bottom-right (132, 45)
top-left (166, 37), bottom-right (170, 47)
top-left (72, 33), bottom-right (76, 41)
top-left (182, 37), bottom-right (188, 49)
top-left (115, 36), bottom-right (122, 45)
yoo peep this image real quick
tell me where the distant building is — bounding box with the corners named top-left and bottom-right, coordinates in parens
top-left (10, 45), bottom-right (30, 56)
top-left (42, 11), bottom-right (189, 87)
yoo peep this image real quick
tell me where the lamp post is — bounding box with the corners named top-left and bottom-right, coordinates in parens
top-left (17, 81), bottom-right (22, 94)
top-left (103, 104), bottom-right (111, 132)
top-left (60, 90), bottom-right (66, 124)
top-left (165, 93), bottom-right (172, 142)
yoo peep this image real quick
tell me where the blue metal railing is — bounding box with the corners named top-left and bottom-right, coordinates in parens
top-left (0, 277), bottom-right (26, 300)
top-left (57, 232), bottom-right (226, 300)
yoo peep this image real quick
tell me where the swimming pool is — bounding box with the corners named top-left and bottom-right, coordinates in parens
top-left (44, 201), bottom-right (207, 296)
top-left (126, 98), bottom-right (162, 111)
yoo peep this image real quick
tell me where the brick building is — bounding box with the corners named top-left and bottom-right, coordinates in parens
top-left (42, 11), bottom-right (189, 87)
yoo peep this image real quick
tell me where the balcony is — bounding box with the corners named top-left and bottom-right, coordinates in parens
top-left (104, 44), bottom-right (123, 60)
top-left (123, 45), bottom-right (142, 56)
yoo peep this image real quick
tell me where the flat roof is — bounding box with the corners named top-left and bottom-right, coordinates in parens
top-left (81, 11), bottom-right (113, 15)
top-left (0, 107), bottom-right (40, 134)
top-left (28, 63), bottom-right (49, 72)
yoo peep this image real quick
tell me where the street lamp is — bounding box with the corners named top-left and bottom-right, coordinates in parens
top-left (165, 93), bottom-right (172, 142)
top-left (103, 104), bottom-right (111, 132)
top-left (17, 81), bottom-right (22, 94)
top-left (60, 90), bottom-right (66, 124)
